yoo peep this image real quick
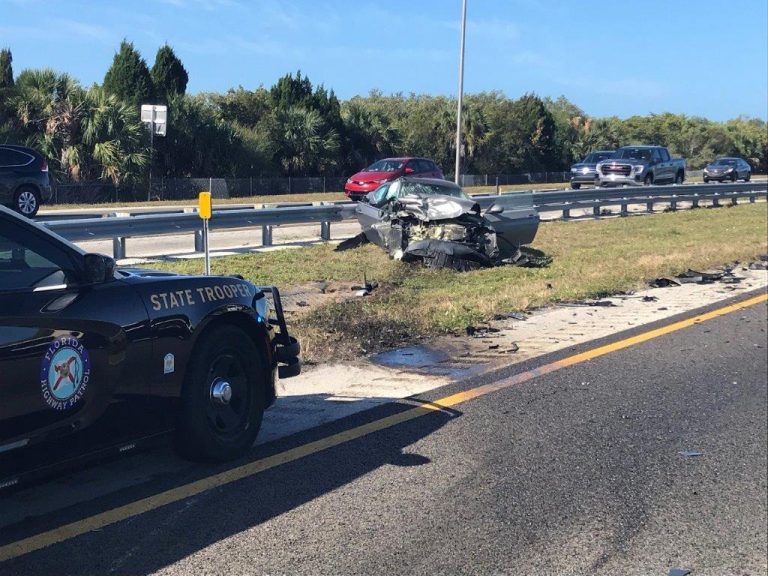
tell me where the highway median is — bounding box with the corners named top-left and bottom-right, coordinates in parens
top-left (148, 203), bottom-right (768, 363)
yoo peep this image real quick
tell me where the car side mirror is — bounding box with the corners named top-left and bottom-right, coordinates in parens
top-left (405, 167), bottom-right (414, 174)
top-left (486, 205), bottom-right (504, 215)
top-left (83, 253), bottom-right (115, 284)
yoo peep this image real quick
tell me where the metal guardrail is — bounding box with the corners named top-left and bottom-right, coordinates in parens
top-left (41, 182), bottom-right (767, 260)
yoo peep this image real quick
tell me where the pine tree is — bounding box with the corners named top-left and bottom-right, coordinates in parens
top-left (0, 48), bottom-right (13, 88)
top-left (151, 44), bottom-right (188, 103)
top-left (103, 40), bottom-right (154, 107)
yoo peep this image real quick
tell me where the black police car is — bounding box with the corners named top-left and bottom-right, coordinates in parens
top-left (0, 204), bottom-right (300, 482)
top-left (0, 144), bottom-right (52, 217)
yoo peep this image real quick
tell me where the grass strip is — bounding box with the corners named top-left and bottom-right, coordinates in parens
top-left (149, 203), bottom-right (768, 363)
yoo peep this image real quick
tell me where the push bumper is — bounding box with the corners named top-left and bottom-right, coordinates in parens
top-left (259, 286), bottom-right (302, 379)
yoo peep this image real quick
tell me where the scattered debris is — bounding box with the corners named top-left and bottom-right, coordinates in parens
top-left (749, 260), bottom-right (768, 270)
top-left (335, 233), bottom-right (369, 251)
top-left (650, 277), bottom-right (681, 288)
top-left (668, 568), bottom-right (692, 576)
top-left (641, 295), bottom-right (658, 302)
top-left (296, 300), bottom-right (309, 307)
top-left (465, 325), bottom-right (501, 338)
top-left (679, 450), bottom-right (703, 458)
top-left (564, 299), bottom-right (618, 308)
top-left (494, 311), bottom-right (529, 321)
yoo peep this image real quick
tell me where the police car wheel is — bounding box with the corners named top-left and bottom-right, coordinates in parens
top-left (175, 325), bottom-right (265, 461)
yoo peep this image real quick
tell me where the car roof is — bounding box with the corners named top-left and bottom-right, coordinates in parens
top-left (618, 145), bottom-right (661, 149)
top-left (375, 157), bottom-right (433, 162)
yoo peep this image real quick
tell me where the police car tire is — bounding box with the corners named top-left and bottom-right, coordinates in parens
top-left (175, 325), bottom-right (265, 461)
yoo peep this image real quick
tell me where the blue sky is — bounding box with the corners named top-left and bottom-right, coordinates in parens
top-left (1, 0), bottom-right (766, 121)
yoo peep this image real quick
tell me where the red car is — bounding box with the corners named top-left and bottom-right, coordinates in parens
top-left (344, 157), bottom-right (444, 200)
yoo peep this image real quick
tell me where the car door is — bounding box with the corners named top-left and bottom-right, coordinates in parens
top-left (0, 215), bottom-right (152, 453)
top-left (482, 193), bottom-right (541, 259)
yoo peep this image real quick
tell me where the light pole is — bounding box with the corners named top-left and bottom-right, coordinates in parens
top-left (454, 0), bottom-right (467, 185)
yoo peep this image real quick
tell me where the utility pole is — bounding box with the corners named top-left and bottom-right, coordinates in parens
top-left (454, 0), bottom-right (467, 185)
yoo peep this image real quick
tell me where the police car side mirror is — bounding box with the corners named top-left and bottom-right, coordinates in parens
top-left (82, 253), bottom-right (115, 284)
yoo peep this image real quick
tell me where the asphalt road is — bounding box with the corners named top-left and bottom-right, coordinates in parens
top-left (1, 294), bottom-right (766, 575)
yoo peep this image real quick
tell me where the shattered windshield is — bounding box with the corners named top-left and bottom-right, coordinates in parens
top-left (366, 159), bottom-right (404, 172)
top-left (399, 182), bottom-right (469, 199)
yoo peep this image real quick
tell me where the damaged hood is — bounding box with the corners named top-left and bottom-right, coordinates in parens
top-left (394, 193), bottom-right (481, 222)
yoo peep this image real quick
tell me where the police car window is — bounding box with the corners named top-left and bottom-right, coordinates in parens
top-left (0, 225), bottom-right (77, 291)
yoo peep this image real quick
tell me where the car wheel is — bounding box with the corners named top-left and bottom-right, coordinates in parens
top-left (175, 325), bottom-right (266, 461)
top-left (643, 173), bottom-right (654, 186)
top-left (14, 186), bottom-right (40, 218)
top-left (674, 171), bottom-right (684, 185)
top-left (745, 173), bottom-right (751, 182)
top-left (703, 177), bottom-right (709, 184)
top-left (731, 171), bottom-right (737, 182)
top-left (570, 182), bottom-right (581, 190)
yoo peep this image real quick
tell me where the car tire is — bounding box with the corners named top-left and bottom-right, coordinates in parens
top-left (14, 186), bottom-right (41, 218)
top-left (745, 173), bottom-right (751, 182)
top-left (674, 171), bottom-right (684, 185)
top-left (643, 173), bottom-right (654, 186)
top-left (570, 182), bottom-right (581, 190)
top-left (731, 172), bottom-right (737, 182)
top-left (175, 325), bottom-right (266, 462)
top-left (703, 177), bottom-right (709, 184)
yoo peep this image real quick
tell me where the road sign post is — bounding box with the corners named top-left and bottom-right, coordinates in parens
top-left (141, 104), bottom-right (168, 201)
top-left (198, 192), bottom-right (212, 275)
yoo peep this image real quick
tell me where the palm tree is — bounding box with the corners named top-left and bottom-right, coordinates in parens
top-left (273, 106), bottom-right (339, 175)
top-left (81, 87), bottom-right (148, 185)
top-left (12, 69), bottom-right (87, 180)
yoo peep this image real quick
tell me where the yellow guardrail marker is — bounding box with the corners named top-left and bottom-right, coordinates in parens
top-left (199, 192), bottom-right (212, 275)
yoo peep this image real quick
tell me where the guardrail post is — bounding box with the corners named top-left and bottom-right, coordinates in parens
top-left (495, 176), bottom-right (500, 195)
top-left (670, 196), bottom-right (677, 211)
top-left (320, 221), bottom-right (331, 241)
top-left (593, 205), bottom-right (600, 217)
top-left (620, 200), bottom-right (628, 217)
top-left (262, 225), bottom-right (273, 246)
top-left (731, 195), bottom-right (738, 206)
top-left (562, 204), bottom-right (570, 219)
top-left (646, 199), bottom-right (654, 213)
top-left (749, 193), bottom-right (756, 204)
top-left (692, 196), bottom-right (699, 208)
top-left (194, 230), bottom-right (204, 252)
top-left (712, 194), bottom-right (720, 207)
top-left (113, 237), bottom-right (126, 260)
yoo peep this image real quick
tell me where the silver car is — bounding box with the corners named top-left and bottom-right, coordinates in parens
top-left (703, 157), bottom-right (752, 183)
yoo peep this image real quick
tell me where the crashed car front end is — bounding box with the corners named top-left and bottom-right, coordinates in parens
top-left (356, 189), bottom-right (540, 271)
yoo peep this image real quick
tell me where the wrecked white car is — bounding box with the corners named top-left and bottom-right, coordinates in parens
top-left (353, 178), bottom-right (541, 271)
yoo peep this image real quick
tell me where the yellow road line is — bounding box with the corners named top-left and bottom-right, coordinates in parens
top-left (1, 293), bottom-right (766, 563)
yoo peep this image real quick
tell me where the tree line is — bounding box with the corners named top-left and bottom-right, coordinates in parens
top-left (0, 42), bottom-right (766, 188)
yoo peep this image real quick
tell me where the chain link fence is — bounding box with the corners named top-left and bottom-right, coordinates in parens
top-left (49, 170), bottom-right (711, 205)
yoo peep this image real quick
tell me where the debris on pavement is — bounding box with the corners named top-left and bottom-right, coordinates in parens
top-left (641, 295), bottom-right (658, 302)
top-left (679, 450), bottom-right (703, 458)
top-left (494, 311), bottom-right (529, 321)
top-left (668, 568), bottom-right (692, 576)
top-left (650, 278), bottom-right (682, 288)
top-left (335, 233), bottom-right (369, 251)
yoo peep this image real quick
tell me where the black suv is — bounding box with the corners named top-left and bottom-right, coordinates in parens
top-left (0, 144), bottom-right (52, 217)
